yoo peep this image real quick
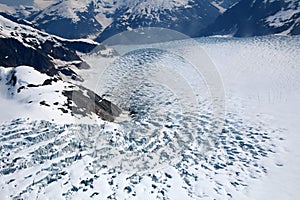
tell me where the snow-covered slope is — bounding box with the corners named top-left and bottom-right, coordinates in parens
top-left (203, 0), bottom-right (300, 37)
top-left (0, 65), bottom-right (74, 123)
top-left (0, 65), bottom-right (121, 124)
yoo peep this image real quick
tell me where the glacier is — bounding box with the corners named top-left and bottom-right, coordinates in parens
top-left (0, 35), bottom-right (300, 199)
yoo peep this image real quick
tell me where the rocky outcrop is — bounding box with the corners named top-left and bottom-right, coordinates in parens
top-left (0, 38), bottom-right (56, 75)
top-left (62, 88), bottom-right (122, 122)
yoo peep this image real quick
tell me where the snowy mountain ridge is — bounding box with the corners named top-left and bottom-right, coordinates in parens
top-left (1, 0), bottom-right (299, 39)
top-left (0, 14), bottom-right (97, 47)
top-left (265, 0), bottom-right (300, 32)
top-left (0, 0), bottom-right (238, 39)
top-left (203, 0), bottom-right (300, 36)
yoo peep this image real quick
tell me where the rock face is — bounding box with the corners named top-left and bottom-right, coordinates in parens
top-left (62, 88), bottom-right (122, 122)
top-left (0, 38), bottom-right (56, 75)
top-left (202, 0), bottom-right (300, 37)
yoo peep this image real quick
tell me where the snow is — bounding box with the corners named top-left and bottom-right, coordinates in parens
top-left (119, 0), bottom-right (190, 12)
top-left (94, 12), bottom-right (113, 31)
top-left (0, 3), bottom-right (14, 13)
top-left (197, 36), bottom-right (300, 199)
top-left (0, 35), bottom-right (300, 199)
top-left (33, 0), bottom-right (94, 23)
top-left (0, 66), bottom-right (74, 124)
top-left (93, 36), bottom-right (298, 199)
top-left (0, 65), bottom-right (105, 125)
top-left (211, 1), bottom-right (226, 13)
top-left (33, 0), bottom-right (57, 9)
top-left (267, 9), bottom-right (299, 28)
top-left (264, 0), bottom-right (300, 35)
top-left (14, 66), bottom-right (49, 85)
top-left (72, 35), bottom-right (300, 199)
top-left (2, 0), bottom-right (194, 32)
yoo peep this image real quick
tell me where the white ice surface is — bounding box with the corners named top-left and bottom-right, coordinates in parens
top-left (79, 35), bottom-right (300, 199)
top-left (197, 36), bottom-right (300, 199)
top-left (0, 36), bottom-right (299, 199)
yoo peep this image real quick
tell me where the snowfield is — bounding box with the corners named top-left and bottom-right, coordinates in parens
top-left (0, 66), bottom-right (73, 124)
top-left (0, 35), bottom-right (300, 199)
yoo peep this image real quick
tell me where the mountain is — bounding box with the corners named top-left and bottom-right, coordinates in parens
top-left (30, 0), bottom-right (104, 39)
top-left (0, 0), bottom-right (239, 40)
top-left (1, 0), bottom-right (299, 39)
top-left (0, 15), bottom-right (121, 123)
top-left (202, 0), bottom-right (300, 37)
top-left (0, 0), bottom-right (116, 39)
top-left (95, 0), bottom-right (223, 42)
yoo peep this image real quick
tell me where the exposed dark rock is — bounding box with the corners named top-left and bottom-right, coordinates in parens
top-left (40, 101), bottom-right (50, 107)
top-left (165, 173), bottom-right (172, 179)
top-left (0, 38), bottom-right (56, 76)
top-left (6, 70), bottom-right (17, 86)
top-left (62, 41), bottom-right (97, 54)
top-left (0, 15), bottom-right (121, 122)
top-left (291, 21), bottom-right (300, 35)
top-left (17, 86), bottom-right (25, 93)
top-left (27, 84), bottom-right (39, 88)
top-left (90, 192), bottom-right (99, 197)
top-left (40, 40), bottom-right (80, 62)
top-left (42, 78), bottom-right (58, 86)
top-left (58, 108), bottom-right (68, 114)
top-left (124, 186), bottom-right (132, 193)
top-left (58, 67), bottom-right (77, 77)
top-left (62, 87), bottom-right (122, 122)
top-left (74, 61), bottom-right (90, 70)
top-left (0, 12), bottom-right (33, 26)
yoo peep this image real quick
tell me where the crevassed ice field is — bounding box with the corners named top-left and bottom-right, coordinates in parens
top-left (0, 36), bottom-right (299, 199)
